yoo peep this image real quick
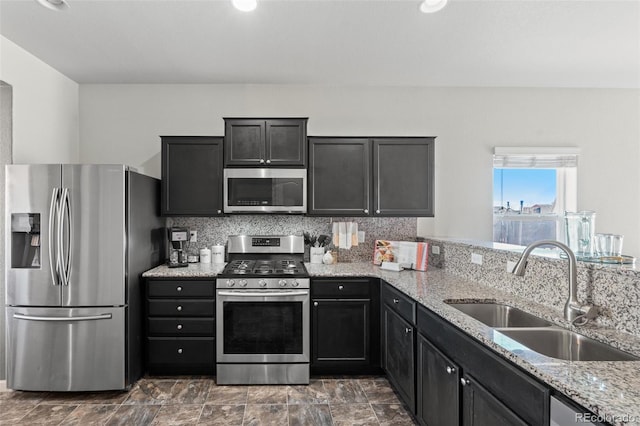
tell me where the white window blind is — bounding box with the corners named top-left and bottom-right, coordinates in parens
top-left (493, 147), bottom-right (580, 168)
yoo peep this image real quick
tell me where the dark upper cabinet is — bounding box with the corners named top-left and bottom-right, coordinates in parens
top-left (373, 138), bottom-right (434, 217)
top-left (308, 137), bottom-right (435, 217)
top-left (161, 136), bottom-right (223, 216)
top-left (417, 334), bottom-right (459, 426)
top-left (308, 138), bottom-right (371, 216)
top-left (224, 118), bottom-right (307, 167)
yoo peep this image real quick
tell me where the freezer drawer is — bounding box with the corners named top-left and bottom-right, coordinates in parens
top-left (6, 306), bottom-right (127, 391)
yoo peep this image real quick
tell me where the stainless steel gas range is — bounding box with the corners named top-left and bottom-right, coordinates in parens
top-left (216, 235), bottom-right (310, 385)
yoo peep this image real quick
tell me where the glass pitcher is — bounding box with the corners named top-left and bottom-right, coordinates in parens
top-left (564, 211), bottom-right (596, 258)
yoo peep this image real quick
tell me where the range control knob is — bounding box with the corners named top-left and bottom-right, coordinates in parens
top-left (226, 279), bottom-right (235, 287)
top-left (278, 279), bottom-right (287, 287)
top-left (291, 280), bottom-right (299, 287)
top-left (259, 279), bottom-right (267, 287)
top-left (239, 279), bottom-right (248, 287)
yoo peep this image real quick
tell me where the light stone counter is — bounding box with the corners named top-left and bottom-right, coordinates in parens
top-left (143, 261), bottom-right (640, 425)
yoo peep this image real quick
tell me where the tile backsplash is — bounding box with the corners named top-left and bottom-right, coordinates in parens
top-left (168, 216), bottom-right (417, 263)
top-left (426, 238), bottom-right (640, 337)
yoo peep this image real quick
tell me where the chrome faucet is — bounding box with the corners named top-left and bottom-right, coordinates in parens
top-left (512, 240), bottom-right (597, 325)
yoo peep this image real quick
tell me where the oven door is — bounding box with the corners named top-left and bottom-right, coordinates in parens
top-left (223, 168), bottom-right (307, 213)
top-left (216, 289), bottom-right (310, 363)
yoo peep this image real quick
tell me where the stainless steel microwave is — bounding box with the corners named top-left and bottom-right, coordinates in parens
top-left (223, 168), bottom-right (307, 213)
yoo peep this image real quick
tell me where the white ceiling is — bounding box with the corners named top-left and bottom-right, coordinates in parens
top-left (1, 0), bottom-right (639, 88)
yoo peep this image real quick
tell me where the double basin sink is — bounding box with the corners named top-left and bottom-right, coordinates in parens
top-left (447, 302), bottom-right (639, 362)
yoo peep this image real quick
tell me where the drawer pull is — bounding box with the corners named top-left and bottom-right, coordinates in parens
top-left (177, 324), bottom-right (183, 330)
top-left (176, 305), bottom-right (183, 311)
top-left (177, 348), bottom-right (183, 354)
top-left (405, 327), bottom-right (412, 334)
top-left (393, 298), bottom-right (400, 304)
top-left (313, 301), bottom-right (318, 307)
top-left (460, 378), bottom-right (470, 386)
top-left (446, 366), bottom-right (456, 374)
top-left (338, 285), bottom-right (344, 290)
top-left (177, 286), bottom-right (182, 292)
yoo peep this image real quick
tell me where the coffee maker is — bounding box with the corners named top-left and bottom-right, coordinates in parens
top-left (168, 227), bottom-right (189, 268)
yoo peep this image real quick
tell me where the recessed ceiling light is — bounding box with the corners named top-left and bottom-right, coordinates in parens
top-left (35, 0), bottom-right (69, 11)
top-left (232, 0), bottom-right (257, 12)
top-left (419, 0), bottom-right (448, 13)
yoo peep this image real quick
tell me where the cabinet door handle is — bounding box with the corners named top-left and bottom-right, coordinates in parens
top-left (313, 301), bottom-right (318, 307)
top-left (259, 159), bottom-right (265, 164)
top-left (176, 305), bottom-right (183, 311)
top-left (405, 327), bottom-right (412, 334)
top-left (393, 298), bottom-right (400, 304)
top-left (266, 159), bottom-right (271, 164)
top-left (338, 285), bottom-right (344, 290)
top-left (446, 366), bottom-right (456, 374)
top-left (364, 209), bottom-right (369, 214)
top-left (177, 324), bottom-right (183, 330)
top-left (177, 348), bottom-right (183, 354)
top-left (376, 209), bottom-right (381, 214)
top-left (176, 286), bottom-right (182, 292)
top-left (460, 378), bottom-right (470, 386)
top-left (217, 210), bottom-right (222, 214)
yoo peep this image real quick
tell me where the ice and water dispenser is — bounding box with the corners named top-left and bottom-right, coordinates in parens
top-left (11, 213), bottom-right (41, 268)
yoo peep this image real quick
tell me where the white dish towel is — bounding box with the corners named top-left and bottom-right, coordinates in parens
top-left (332, 222), bottom-right (359, 249)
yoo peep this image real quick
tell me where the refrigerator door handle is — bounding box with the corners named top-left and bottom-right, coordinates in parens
top-left (48, 188), bottom-right (60, 286)
top-left (13, 313), bottom-right (113, 322)
top-left (60, 188), bottom-right (72, 286)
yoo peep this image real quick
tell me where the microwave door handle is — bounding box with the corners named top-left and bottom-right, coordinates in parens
top-left (217, 291), bottom-right (309, 297)
top-left (48, 188), bottom-right (60, 286)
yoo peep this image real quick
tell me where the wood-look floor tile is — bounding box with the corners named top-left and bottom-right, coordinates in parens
top-left (15, 403), bottom-right (78, 425)
top-left (287, 380), bottom-right (328, 404)
top-left (0, 403), bottom-right (37, 425)
top-left (105, 404), bottom-right (161, 426)
top-left (371, 403), bottom-right (416, 425)
top-left (60, 404), bottom-right (120, 426)
top-left (359, 378), bottom-right (401, 404)
top-left (246, 386), bottom-right (288, 404)
top-left (288, 403), bottom-right (332, 426)
top-left (243, 404), bottom-right (288, 426)
top-left (150, 404), bottom-right (203, 425)
top-left (329, 403), bottom-right (378, 426)
top-left (198, 404), bottom-right (245, 425)
top-left (206, 385), bottom-right (248, 404)
top-left (323, 379), bottom-right (368, 404)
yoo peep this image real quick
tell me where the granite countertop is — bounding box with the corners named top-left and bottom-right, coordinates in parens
top-left (143, 261), bottom-right (640, 425)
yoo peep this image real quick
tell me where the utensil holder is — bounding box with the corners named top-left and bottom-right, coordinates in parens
top-left (310, 247), bottom-right (324, 264)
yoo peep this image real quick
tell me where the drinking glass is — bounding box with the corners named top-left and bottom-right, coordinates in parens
top-left (564, 211), bottom-right (596, 258)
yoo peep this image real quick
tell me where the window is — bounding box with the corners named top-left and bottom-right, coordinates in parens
top-left (493, 147), bottom-right (579, 246)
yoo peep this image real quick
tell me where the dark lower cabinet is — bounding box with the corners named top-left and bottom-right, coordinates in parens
top-left (382, 305), bottom-right (415, 412)
top-left (461, 375), bottom-right (528, 426)
top-left (311, 278), bottom-right (380, 375)
top-left (417, 334), bottom-right (459, 426)
top-left (161, 136), bottom-right (223, 216)
top-left (146, 279), bottom-right (215, 375)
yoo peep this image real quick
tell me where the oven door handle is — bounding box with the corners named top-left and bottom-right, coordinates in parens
top-left (217, 290), bottom-right (309, 297)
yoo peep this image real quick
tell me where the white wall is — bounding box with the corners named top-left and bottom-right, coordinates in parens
top-left (78, 84), bottom-right (640, 257)
top-left (0, 36), bottom-right (79, 163)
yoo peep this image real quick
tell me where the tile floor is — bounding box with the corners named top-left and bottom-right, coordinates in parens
top-left (0, 376), bottom-right (417, 425)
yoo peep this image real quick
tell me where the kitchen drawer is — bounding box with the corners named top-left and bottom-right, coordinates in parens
top-left (312, 279), bottom-right (372, 298)
top-left (147, 299), bottom-right (214, 317)
top-left (147, 337), bottom-right (215, 375)
top-left (381, 283), bottom-right (415, 324)
top-left (148, 318), bottom-right (215, 337)
top-left (147, 280), bottom-right (215, 298)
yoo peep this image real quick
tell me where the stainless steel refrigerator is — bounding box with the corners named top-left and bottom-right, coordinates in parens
top-left (5, 164), bottom-right (163, 391)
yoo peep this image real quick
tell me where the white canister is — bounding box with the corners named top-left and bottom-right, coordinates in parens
top-left (199, 248), bottom-right (211, 264)
top-left (211, 245), bottom-right (225, 264)
top-left (310, 247), bottom-right (324, 264)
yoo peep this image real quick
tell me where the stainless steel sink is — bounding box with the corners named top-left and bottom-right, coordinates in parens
top-left (447, 302), bottom-right (554, 328)
top-left (497, 328), bottom-right (639, 361)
